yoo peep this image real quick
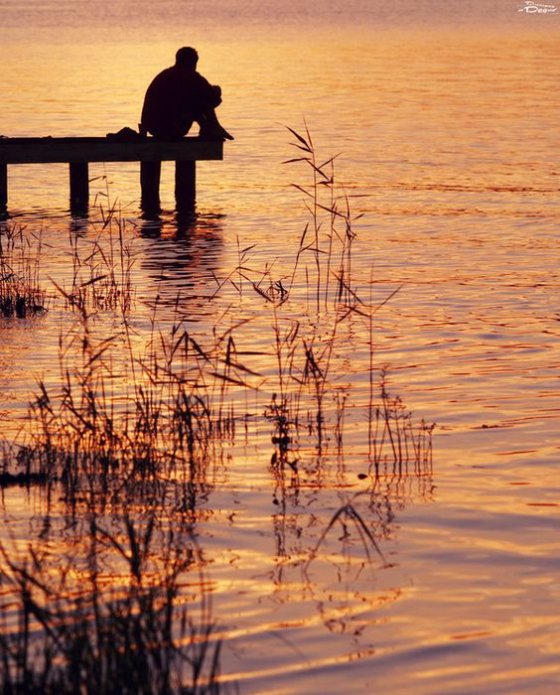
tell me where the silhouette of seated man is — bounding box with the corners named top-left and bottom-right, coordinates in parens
top-left (140, 47), bottom-right (233, 140)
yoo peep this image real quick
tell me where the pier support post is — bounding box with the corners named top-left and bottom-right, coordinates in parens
top-left (69, 162), bottom-right (89, 215)
top-left (0, 163), bottom-right (7, 217)
top-left (140, 161), bottom-right (162, 214)
top-left (175, 160), bottom-right (196, 213)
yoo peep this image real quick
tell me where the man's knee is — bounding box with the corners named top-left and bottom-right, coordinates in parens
top-left (211, 85), bottom-right (222, 107)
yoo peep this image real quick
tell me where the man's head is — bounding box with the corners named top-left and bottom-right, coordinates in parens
top-left (176, 47), bottom-right (198, 70)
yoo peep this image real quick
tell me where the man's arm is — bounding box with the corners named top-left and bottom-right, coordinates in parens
top-left (194, 73), bottom-right (222, 108)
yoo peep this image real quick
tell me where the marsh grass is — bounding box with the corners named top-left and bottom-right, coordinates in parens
top-left (368, 368), bottom-right (435, 474)
top-left (0, 510), bottom-right (221, 694)
top-left (253, 126), bottom-right (434, 471)
top-left (261, 127), bottom-right (435, 583)
top-left (10, 297), bottom-right (263, 509)
top-left (0, 222), bottom-right (47, 318)
top-left (0, 128), bottom-right (434, 692)
top-left (52, 207), bottom-right (135, 315)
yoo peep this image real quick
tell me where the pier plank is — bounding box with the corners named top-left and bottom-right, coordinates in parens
top-left (0, 137), bottom-right (224, 215)
top-left (0, 137), bottom-right (223, 164)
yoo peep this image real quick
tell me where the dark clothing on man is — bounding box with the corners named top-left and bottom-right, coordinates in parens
top-left (141, 65), bottom-right (222, 139)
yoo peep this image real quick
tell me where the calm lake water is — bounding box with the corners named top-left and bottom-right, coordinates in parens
top-left (1, 1), bottom-right (560, 693)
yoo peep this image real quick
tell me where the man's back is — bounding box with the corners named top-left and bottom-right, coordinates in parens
top-left (142, 65), bottom-right (217, 139)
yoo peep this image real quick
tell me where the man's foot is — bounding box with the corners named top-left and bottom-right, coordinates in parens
top-left (200, 126), bottom-right (234, 141)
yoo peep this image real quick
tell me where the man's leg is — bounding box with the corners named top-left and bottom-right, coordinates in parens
top-left (196, 109), bottom-right (234, 140)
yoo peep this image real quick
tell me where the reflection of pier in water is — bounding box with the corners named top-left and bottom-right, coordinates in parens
top-left (137, 211), bottom-right (225, 317)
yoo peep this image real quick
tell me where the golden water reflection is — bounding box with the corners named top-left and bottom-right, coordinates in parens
top-left (1, 14), bottom-right (560, 694)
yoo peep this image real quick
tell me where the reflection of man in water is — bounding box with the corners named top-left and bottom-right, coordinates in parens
top-left (140, 47), bottom-right (233, 140)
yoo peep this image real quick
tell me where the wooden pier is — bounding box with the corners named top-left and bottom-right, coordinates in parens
top-left (0, 136), bottom-right (224, 216)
